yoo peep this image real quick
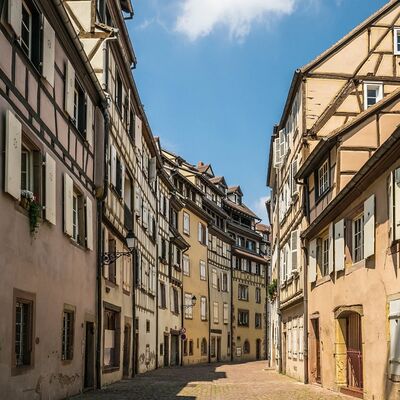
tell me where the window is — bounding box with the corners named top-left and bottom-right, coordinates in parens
top-left (14, 294), bottom-right (34, 369)
top-left (389, 299), bottom-right (400, 378)
top-left (171, 209), bottom-right (178, 229)
top-left (213, 302), bottom-right (219, 324)
top-left (364, 83), bottom-right (383, 109)
top-left (183, 340), bottom-right (188, 356)
top-left (255, 287), bottom-right (261, 304)
top-left (201, 338), bottom-right (207, 356)
top-left (161, 238), bottom-right (167, 261)
top-left (183, 212), bottom-right (190, 235)
top-left (189, 340), bottom-right (194, 356)
top-left (243, 340), bottom-right (250, 354)
top-left (200, 260), bottom-right (206, 280)
top-left (242, 258), bottom-right (250, 273)
top-left (317, 160), bottom-right (329, 198)
top-left (212, 269), bottom-right (218, 289)
top-left (223, 303), bottom-right (229, 324)
top-left (183, 255), bottom-right (190, 276)
top-left (146, 320), bottom-right (150, 333)
top-left (115, 70), bottom-right (123, 113)
top-left (238, 310), bottom-right (249, 327)
top-left (246, 240), bottom-right (255, 251)
top-left (72, 189), bottom-right (84, 244)
top-left (221, 273), bottom-right (228, 292)
top-left (159, 282), bottom-right (166, 309)
top-left (321, 235), bottom-right (329, 277)
top-left (353, 214), bottom-right (364, 263)
top-left (255, 313), bottom-right (262, 329)
top-left (200, 296), bottom-right (207, 321)
top-left (103, 307), bottom-right (120, 368)
top-left (107, 236), bottom-right (117, 283)
top-left (115, 157), bottom-right (123, 197)
top-left (73, 80), bottom-right (86, 135)
top-left (21, 146), bottom-right (33, 192)
top-left (238, 284), bottom-right (248, 301)
top-left (20, 0), bottom-right (40, 68)
top-left (394, 28), bottom-right (400, 55)
top-left (184, 293), bottom-right (193, 319)
top-left (198, 223), bottom-right (207, 245)
top-left (172, 288), bottom-right (179, 314)
top-left (62, 309), bottom-right (74, 361)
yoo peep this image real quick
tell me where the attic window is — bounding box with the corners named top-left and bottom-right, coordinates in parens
top-left (363, 82), bottom-right (383, 109)
top-left (394, 28), bottom-right (400, 55)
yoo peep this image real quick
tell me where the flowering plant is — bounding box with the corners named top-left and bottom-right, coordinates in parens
top-left (20, 190), bottom-right (41, 236)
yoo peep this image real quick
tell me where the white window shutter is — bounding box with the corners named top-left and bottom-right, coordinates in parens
top-left (135, 115), bottom-right (142, 153)
top-left (149, 157), bottom-right (156, 183)
top-left (309, 239), bottom-right (317, 283)
top-left (286, 243), bottom-right (292, 279)
top-left (198, 223), bottom-right (202, 242)
top-left (291, 230), bottom-right (298, 271)
top-left (394, 169), bottom-right (400, 241)
top-left (273, 137), bottom-right (281, 168)
top-left (110, 145), bottom-right (117, 186)
top-left (334, 219), bottom-right (345, 272)
top-left (86, 197), bottom-right (93, 250)
top-left (292, 159), bottom-right (298, 195)
top-left (5, 110), bottom-right (22, 200)
top-left (134, 185), bottom-right (141, 215)
top-left (328, 223), bottom-right (334, 274)
top-left (65, 60), bottom-right (75, 117)
top-left (121, 161), bottom-right (125, 200)
top-left (389, 172), bottom-right (394, 243)
top-left (42, 18), bottom-right (55, 87)
top-left (63, 173), bottom-right (73, 236)
top-left (86, 96), bottom-right (93, 148)
top-left (364, 194), bottom-right (375, 259)
top-left (8, 0), bottom-right (22, 37)
top-left (45, 153), bottom-right (56, 225)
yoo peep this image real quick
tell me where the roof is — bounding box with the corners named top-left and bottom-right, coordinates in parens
top-left (302, 124), bottom-right (400, 240)
top-left (120, 0), bottom-right (133, 14)
top-left (233, 248), bottom-right (267, 264)
top-left (197, 162), bottom-right (214, 177)
top-left (256, 223), bottom-right (270, 233)
top-left (227, 186), bottom-right (243, 196)
top-left (224, 198), bottom-right (259, 220)
top-left (296, 86), bottom-right (400, 180)
top-left (210, 176), bottom-right (227, 187)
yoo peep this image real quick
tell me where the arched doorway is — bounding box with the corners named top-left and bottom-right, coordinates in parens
top-left (335, 306), bottom-right (363, 398)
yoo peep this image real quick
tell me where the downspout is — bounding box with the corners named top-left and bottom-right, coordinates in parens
top-left (230, 249), bottom-right (233, 362)
top-left (155, 181), bottom-right (159, 370)
top-left (207, 246), bottom-right (211, 364)
top-left (276, 172), bottom-right (282, 374)
top-left (264, 258), bottom-right (269, 362)
top-left (180, 246), bottom-right (189, 367)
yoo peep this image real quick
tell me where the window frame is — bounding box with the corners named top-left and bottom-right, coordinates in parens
top-left (363, 82), bottom-right (383, 110)
top-left (238, 309), bottom-right (249, 327)
top-left (394, 28), bottom-right (400, 56)
top-left (61, 306), bottom-right (75, 362)
top-left (103, 304), bottom-right (121, 371)
top-left (352, 213), bottom-right (364, 263)
top-left (317, 159), bottom-right (330, 200)
top-left (183, 212), bottom-right (190, 235)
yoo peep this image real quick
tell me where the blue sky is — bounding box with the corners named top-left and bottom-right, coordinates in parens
top-left (127, 0), bottom-right (387, 223)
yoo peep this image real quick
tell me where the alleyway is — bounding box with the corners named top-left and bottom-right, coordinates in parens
top-left (73, 361), bottom-right (349, 400)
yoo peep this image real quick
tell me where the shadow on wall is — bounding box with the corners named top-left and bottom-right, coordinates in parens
top-left (71, 363), bottom-right (227, 400)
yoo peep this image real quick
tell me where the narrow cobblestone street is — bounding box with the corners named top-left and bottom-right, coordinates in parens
top-left (73, 361), bottom-right (349, 400)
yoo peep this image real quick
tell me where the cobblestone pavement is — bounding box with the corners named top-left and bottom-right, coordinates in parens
top-left (73, 361), bottom-right (350, 400)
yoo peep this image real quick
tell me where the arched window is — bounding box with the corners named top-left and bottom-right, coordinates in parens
top-left (201, 338), bottom-right (207, 356)
top-left (243, 340), bottom-right (250, 354)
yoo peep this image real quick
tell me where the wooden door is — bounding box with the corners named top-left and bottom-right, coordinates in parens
top-left (84, 322), bottom-right (95, 389)
top-left (164, 335), bottom-right (169, 367)
top-left (123, 324), bottom-right (131, 378)
top-left (346, 314), bottom-right (363, 391)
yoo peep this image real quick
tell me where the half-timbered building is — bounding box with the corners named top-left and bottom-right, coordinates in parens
top-left (0, 0), bottom-right (106, 398)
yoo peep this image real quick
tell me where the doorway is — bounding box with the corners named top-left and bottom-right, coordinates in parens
top-left (84, 321), bottom-right (95, 389)
top-left (256, 339), bottom-right (261, 360)
top-left (170, 334), bottom-right (179, 366)
top-left (164, 334), bottom-right (169, 367)
top-left (123, 324), bottom-right (131, 378)
top-left (282, 328), bottom-right (287, 374)
top-left (217, 337), bottom-right (221, 362)
top-left (134, 332), bottom-right (139, 374)
top-left (346, 313), bottom-right (363, 394)
top-left (311, 318), bottom-right (321, 384)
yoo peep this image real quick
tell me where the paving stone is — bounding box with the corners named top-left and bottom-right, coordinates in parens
top-left (72, 361), bottom-right (350, 400)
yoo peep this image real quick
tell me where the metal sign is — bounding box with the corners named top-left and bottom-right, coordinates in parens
top-left (181, 333), bottom-right (187, 341)
top-left (180, 327), bottom-right (186, 334)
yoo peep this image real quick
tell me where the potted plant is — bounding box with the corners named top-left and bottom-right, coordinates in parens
top-left (21, 190), bottom-right (41, 236)
top-left (268, 279), bottom-right (278, 301)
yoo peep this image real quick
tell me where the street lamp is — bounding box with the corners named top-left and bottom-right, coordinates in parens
top-left (102, 230), bottom-right (136, 265)
top-left (183, 295), bottom-right (197, 309)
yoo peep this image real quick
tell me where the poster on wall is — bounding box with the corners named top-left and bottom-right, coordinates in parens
top-left (236, 347), bottom-right (242, 357)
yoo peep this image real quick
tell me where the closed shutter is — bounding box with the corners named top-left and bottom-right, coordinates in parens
top-left (42, 18), bottom-right (55, 87)
top-left (309, 239), bottom-right (317, 283)
top-left (65, 61), bottom-right (75, 117)
top-left (86, 96), bottom-right (93, 148)
top-left (143, 204), bottom-right (148, 228)
top-left (328, 223), bottom-right (334, 274)
top-left (198, 223), bottom-right (202, 242)
top-left (389, 172), bottom-right (394, 243)
top-left (121, 161), bottom-right (125, 201)
top-left (110, 145), bottom-right (117, 187)
top-left (5, 110), bottom-right (22, 200)
top-left (273, 137), bottom-right (281, 168)
top-left (291, 230), bottom-right (298, 271)
top-left (134, 185), bottom-right (141, 215)
top-left (334, 219), bottom-right (345, 271)
top-left (251, 261), bottom-right (257, 274)
top-left (286, 243), bottom-right (291, 280)
top-left (63, 173), bottom-right (73, 236)
top-left (45, 153), bottom-right (56, 225)
top-left (86, 197), bottom-right (93, 250)
top-left (364, 194), bottom-right (375, 259)
top-left (394, 169), bottom-right (400, 241)
top-left (149, 157), bottom-right (156, 183)
top-left (389, 299), bottom-right (400, 376)
top-left (135, 115), bottom-right (142, 153)
top-left (8, 0), bottom-right (22, 37)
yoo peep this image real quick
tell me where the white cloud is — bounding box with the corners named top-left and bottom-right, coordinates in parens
top-left (253, 195), bottom-right (270, 224)
top-left (175, 0), bottom-right (296, 41)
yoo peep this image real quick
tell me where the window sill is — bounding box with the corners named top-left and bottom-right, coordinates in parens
top-left (345, 259), bottom-right (365, 275)
top-left (103, 366), bottom-right (120, 374)
top-left (315, 188), bottom-right (331, 207)
top-left (11, 364), bottom-right (34, 377)
top-left (315, 275), bottom-right (331, 287)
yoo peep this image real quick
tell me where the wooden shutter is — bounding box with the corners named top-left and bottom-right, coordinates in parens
top-left (291, 230), bottom-right (298, 271)
top-left (394, 169), bottom-right (400, 241)
top-left (134, 185), bottom-right (141, 215)
top-left (149, 157), bottom-right (156, 183)
top-left (286, 243), bottom-right (291, 279)
top-left (110, 145), bottom-right (117, 186)
top-left (42, 18), bottom-right (55, 87)
top-left (292, 158), bottom-right (298, 195)
top-left (86, 95), bottom-right (93, 148)
top-left (309, 239), bottom-right (317, 283)
top-left (389, 172), bottom-right (394, 243)
top-left (5, 110), bottom-right (22, 200)
top-left (364, 194), bottom-right (375, 259)
top-left (86, 197), bottom-right (93, 250)
top-left (143, 203), bottom-right (148, 228)
top-left (65, 61), bottom-right (75, 117)
top-left (198, 223), bottom-right (202, 242)
top-left (45, 153), bottom-right (56, 225)
top-left (8, 0), bottom-right (22, 37)
top-left (273, 137), bottom-right (281, 168)
top-left (120, 161), bottom-right (125, 200)
top-left (389, 299), bottom-right (400, 376)
top-left (334, 219), bottom-right (345, 271)
top-left (328, 223), bottom-right (334, 274)
top-left (63, 173), bottom-right (73, 236)
top-left (135, 115), bottom-right (142, 153)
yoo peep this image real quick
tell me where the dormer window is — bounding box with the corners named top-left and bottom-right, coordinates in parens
top-left (364, 82), bottom-right (383, 109)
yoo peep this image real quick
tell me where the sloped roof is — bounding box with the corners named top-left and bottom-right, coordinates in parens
top-left (224, 198), bottom-right (259, 220)
top-left (227, 186), bottom-right (243, 196)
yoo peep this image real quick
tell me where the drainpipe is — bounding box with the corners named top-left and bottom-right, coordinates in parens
top-left (155, 183), bottom-right (159, 370)
top-left (102, 34), bottom-right (119, 91)
top-left (180, 246), bottom-right (189, 367)
top-left (276, 172), bottom-right (282, 374)
top-left (207, 247), bottom-right (211, 364)
top-left (302, 243), bottom-right (309, 384)
top-left (230, 249), bottom-right (233, 362)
